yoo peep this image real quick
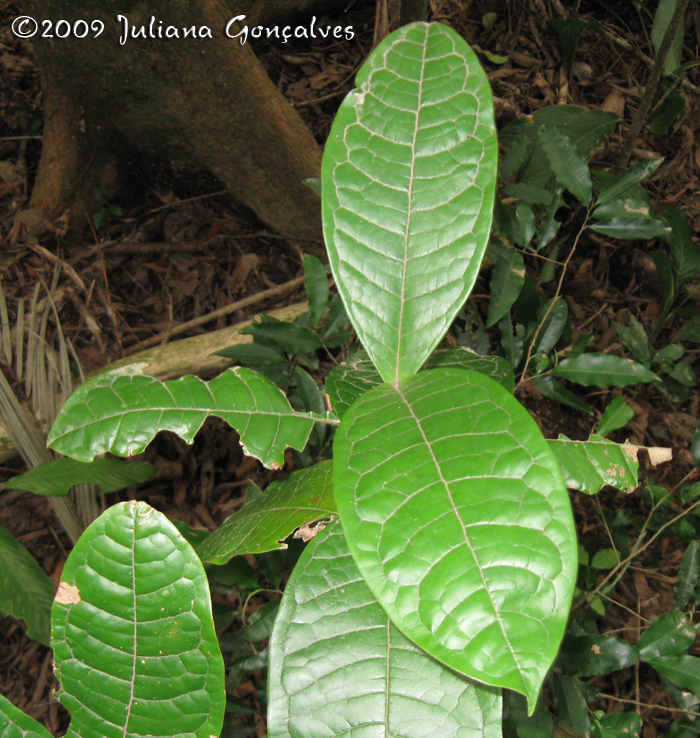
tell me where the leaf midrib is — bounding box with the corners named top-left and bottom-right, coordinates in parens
top-left (394, 27), bottom-right (428, 386)
top-left (397, 383), bottom-right (524, 690)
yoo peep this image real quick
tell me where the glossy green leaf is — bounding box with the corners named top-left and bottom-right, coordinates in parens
top-left (648, 655), bottom-right (700, 696)
top-left (500, 107), bottom-right (618, 189)
top-left (551, 674), bottom-right (590, 737)
top-left (267, 522), bottom-right (502, 738)
top-left (487, 248), bottom-right (526, 327)
top-left (52, 501), bottom-right (225, 738)
top-left (588, 216), bottom-right (670, 240)
top-left (593, 195), bottom-right (654, 221)
top-left (538, 126), bottom-right (592, 206)
top-left (552, 354), bottom-right (659, 387)
top-left (534, 297), bottom-right (568, 355)
top-left (557, 633), bottom-right (638, 676)
top-left (675, 540), bottom-right (700, 608)
top-left (334, 368), bottom-right (577, 707)
top-left (322, 22), bottom-right (498, 384)
top-left (48, 365), bottom-right (329, 469)
top-left (547, 434), bottom-right (638, 494)
top-left (303, 255), bottom-right (329, 329)
top-left (240, 599), bottom-right (281, 643)
top-left (241, 320), bottom-right (323, 355)
top-left (533, 376), bottom-right (593, 415)
top-left (5, 458), bottom-right (156, 497)
top-left (637, 611), bottom-right (696, 661)
top-left (0, 524), bottom-right (55, 645)
top-left (196, 461), bottom-right (336, 564)
top-left (0, 693), bottom-right (53, 738)
top-left (592, 712), bottom-right (643, 738)
top-left (213, 343), bottom-right (286, 366)
top-left (597, 396), bottom-right (635, 436)
top-left (596, 158), bottom-right (663, 207)
top-left (304, 177), bottom-right (322, 196)
top-left (326, 347), bottom-right (515, 419)
top-left (663, 206), bottom-right (700, 285)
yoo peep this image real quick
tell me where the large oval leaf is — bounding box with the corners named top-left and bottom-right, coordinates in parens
top-left (268, 521), bottom-right (502, 738)
top-left (52, 501), bottom-right (225, 738)
top-left (322, 22), bottom-right (498, 384)
top-left (48, 365), bottom-right (328, 469)
top-left (334, 369), bottom-right (577, 707)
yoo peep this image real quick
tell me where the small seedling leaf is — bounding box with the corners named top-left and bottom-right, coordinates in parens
top-left (538, 125), bottom-right (592, 206)
top-left (597, 395), bottom-right (635, 436)
top-left (552, 354), bottom-right (659, 387)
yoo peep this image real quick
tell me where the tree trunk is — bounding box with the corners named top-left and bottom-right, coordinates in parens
top-left (21, 0), bottom-right (340, 250)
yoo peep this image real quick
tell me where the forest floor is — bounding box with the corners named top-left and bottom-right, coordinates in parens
top-left (1, 0), bottom-right (699, 736)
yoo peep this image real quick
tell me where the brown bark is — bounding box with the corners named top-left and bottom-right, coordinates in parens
top-left (21, 0), bottom-right (341, 248)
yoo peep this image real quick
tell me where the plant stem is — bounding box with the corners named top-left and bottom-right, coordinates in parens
top-left (619, 0), bottom-right (691, 167)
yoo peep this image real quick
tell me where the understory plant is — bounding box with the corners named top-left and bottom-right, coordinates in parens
top-left (0, 21), bottom-right (690, 738)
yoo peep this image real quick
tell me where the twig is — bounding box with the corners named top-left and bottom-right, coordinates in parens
top-left (620, 0), bottom-right (693, 166)
top-left (597, 693), bottom-right (700, 716)
top-left (517, 210), bottom-right (591, 388)
top-left (124, 276), bottom-right (305, 355)
top-left (29, 244), bottom-right (87, 294)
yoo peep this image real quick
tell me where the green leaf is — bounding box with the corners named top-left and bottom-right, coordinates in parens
top-left (558, 633), bottom-right (639, 676)
top-left (322, 22), bottom-right (498, 384)
top-left (52, 501), bottom-right (225, 738)
top-left (500, 106), bottom-right (618, 189)
top-left (500, 318), bottom-right (526, 371)
top-left (651, 0), bottom-right (685, 74)
top-left (0, 524), bottom-right (55, 645)
top-left (267, 522), bottom-right (502, 738)
top-left (596, 158), bottom-right (663, 207)
top-left (547, 434), bottom-right (639, 494)
top-left (48, 365), bottom-right (327, 469)
top-left (648, 655), bottom-right (700, 696)
top-left (637, 611), bottom-right (697, 661)
top-left (552, 353), bottom-right (659, 387)
top-left (534, 376), bottom-right (593, 415)
top-left (487, 248), bottom-right (526, 327)
top-left (5, 457), bottom-right (156, 497)
top-left (547, 18), bottom-right (589, 70)
top-left (334, 368), bottom-right (577, 707)
top-left (538, 126), bottom-right (592, 206)
top-left (240, 599), bottom-right (281, 642)
top-left (0, 693), bottom-right (53, 738)
top-left (303, 255), bottom-right (329, 329)
top-left (597, 395), bottom-right (635, 436)
top-left (588, 216), bottom-right (670, 240)
top-left (326, 347), bottom-right (515, 419)
top-left (675, 540), bottom-right (700, 608)
top-left (614, 315), bottom-right (652, 366)
top-left (594, 195), bottom-right (654, 221)
top-left (196, 461), bottom-right (336, 564)
top-left (534, 297), bottom-right (568, 355)
top-left (591, 548), bottom-right (619, 569)
top-left (663, 206), bottom-right (700, 285)
top-left (213, 343), bottom-right (286, 366)
top-left (501, 183), bottom-right (555, 206)
top-left (303, 177), bottom-right (322, 196)
top-left (677, 316), bottom-right (700, 344)
top-left (592, 712), bottom-right (643, 738)
top-left (241, 320), bottom-right (322, 355)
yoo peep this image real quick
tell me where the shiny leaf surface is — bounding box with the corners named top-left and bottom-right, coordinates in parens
top-left (547, 434), bottom-right (639, 494)
top-left (637, 611), bottom-right (696, 661)
top-left (52, 501), bottom-right (225, 738)
top-left (327, 347), bottom-right (514, 419)
top-left (268, 522), bottom-right (502, 738)
top-left (196, 462), bottom-right (336, 564)
top-left (48, 365), bottom-right (328, 469)
top-left (322, 22), bottom-right (498, 384)
top-left (538, 126), bottom-right (592, 206)
top-left (334, 368), bottom-right (577, 706)
top-left (597, 396), bottom-right (635, 436)
top-left (557, 634), bottom-right (639, 676)
top-left (552, 354), bottom-right (659, 387)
